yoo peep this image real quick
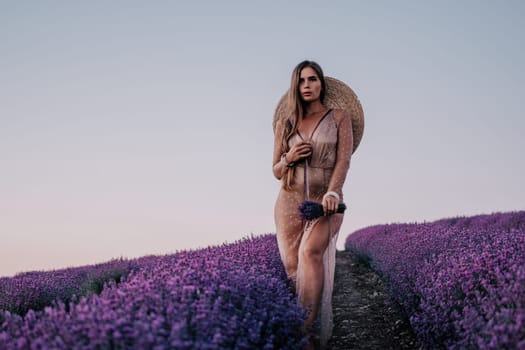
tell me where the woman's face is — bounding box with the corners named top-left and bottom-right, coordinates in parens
top-left (298, 66), bottom-right (322, 103)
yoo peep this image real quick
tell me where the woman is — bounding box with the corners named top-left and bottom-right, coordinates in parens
top-left (273, 60), bottom-right (354, 349)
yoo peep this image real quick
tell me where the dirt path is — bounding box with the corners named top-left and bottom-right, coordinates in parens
top-left (326, 250), bottom-right (421, 350)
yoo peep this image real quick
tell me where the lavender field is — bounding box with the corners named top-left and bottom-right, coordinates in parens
top-left (0, 235), bottom-right (306, 349)
top-left (345, 211), bottom-right (525, 349)
top-left (3, 211), bottom-right (524, 349)
top-left (0, 258), bottom-right (136, 316)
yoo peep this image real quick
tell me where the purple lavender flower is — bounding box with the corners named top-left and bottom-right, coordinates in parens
top-left (0, 235), bottom-right (307, 349)
top-left (0, 259), bottom-right (135, 316)
top-left (298, 201), bottom-right (347, 220)
top-left (345, 211), bottom-right (525, 349)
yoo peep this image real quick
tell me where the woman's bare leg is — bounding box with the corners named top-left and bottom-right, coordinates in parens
top-left (298, 217), bottom-right (331, 331)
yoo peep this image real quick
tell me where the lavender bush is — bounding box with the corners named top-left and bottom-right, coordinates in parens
top-left (298, 201), bottom-right (347, 220)
top-left (0, 234), bottom-right (306, 349)
top-left (0, 259), bottom-right (135, 315)
top-left (345, 211), bottom-right (525, 349)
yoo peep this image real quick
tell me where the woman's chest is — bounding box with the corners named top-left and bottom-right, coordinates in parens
top-left (291, 116), bottom-right (338, 147)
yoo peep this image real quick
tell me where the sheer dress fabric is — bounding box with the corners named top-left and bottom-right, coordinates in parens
top-left (274, 109), bottom-right (353, 348)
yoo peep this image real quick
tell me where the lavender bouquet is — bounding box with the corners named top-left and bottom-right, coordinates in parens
top-left (298, 201), bottom-right (347, 220)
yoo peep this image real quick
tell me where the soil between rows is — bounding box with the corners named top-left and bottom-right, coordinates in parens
top-left (326, 250), bottom-right (421, 350)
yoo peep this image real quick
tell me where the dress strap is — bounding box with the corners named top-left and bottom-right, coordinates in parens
top-left (304, 160), bottom-right (309, 200)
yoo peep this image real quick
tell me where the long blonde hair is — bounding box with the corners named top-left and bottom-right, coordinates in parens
top-left (281, 60), bottom-right (327, 191)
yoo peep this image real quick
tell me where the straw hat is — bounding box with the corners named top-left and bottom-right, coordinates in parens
top-left (273, 77), bottom-right (364, 154)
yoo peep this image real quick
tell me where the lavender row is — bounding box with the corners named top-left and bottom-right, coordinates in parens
top-left (345, 211), bottom-right (525, 350)
top-left (0, 259), bottom-right (136, 315)
top-left (1, 234), bottom-right (306, 349)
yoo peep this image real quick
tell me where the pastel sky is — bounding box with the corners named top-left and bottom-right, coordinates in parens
top-left (1, 1), bottom-right (524, 277)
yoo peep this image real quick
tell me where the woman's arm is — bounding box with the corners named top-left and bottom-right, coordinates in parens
top-left (272, 119), bottom-right (313, 180)
top-left (327, 109), bottom-right (353, 197)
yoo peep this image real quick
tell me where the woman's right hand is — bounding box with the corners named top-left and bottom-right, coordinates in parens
top-left (286, 141), bottom-right (313, 163)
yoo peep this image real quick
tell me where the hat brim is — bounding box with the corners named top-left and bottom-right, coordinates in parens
top-left (273, 77), bottom-right (364, 154)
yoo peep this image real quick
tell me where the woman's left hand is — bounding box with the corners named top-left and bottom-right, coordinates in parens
top-left (322, 194), bottom-right (338, 215)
